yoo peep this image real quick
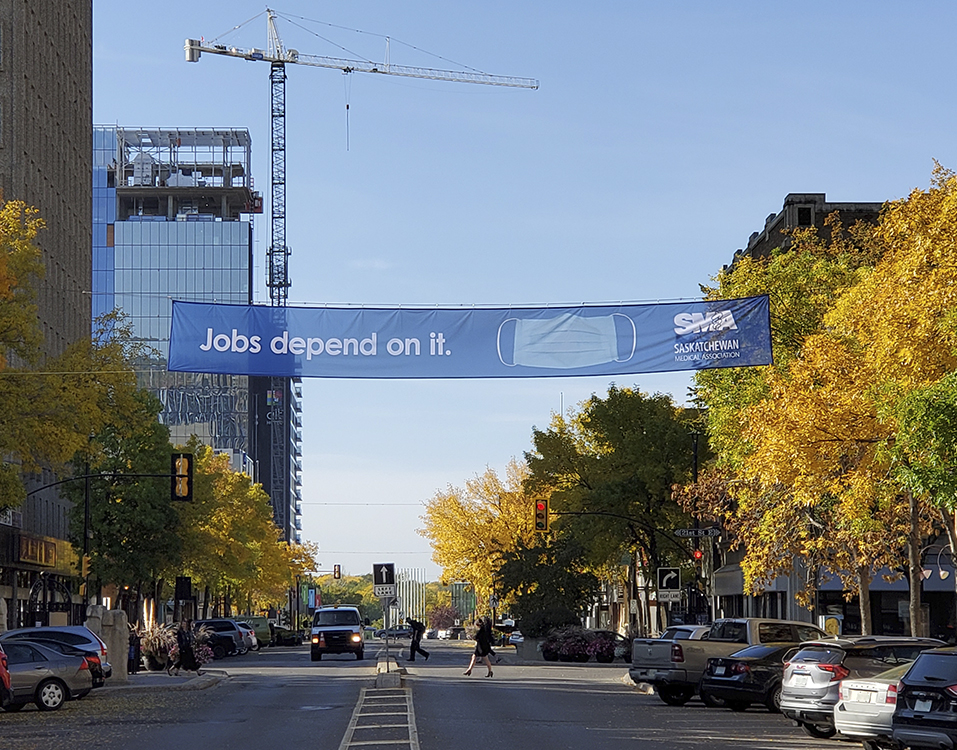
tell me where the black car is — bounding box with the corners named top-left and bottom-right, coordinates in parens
top-left (700, 642), bottom-right (795, 712)
top-left (893, 646), bottom-right (957, 750)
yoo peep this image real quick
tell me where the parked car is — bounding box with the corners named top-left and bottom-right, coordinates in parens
top-left (893, 646), bottom-right (957, 750)
top-left (19, 638), bottom-right (106, 688)
top-left (630, 618), bottom-right (825, 707)
top-left (236, 616), bottom-right (271, 648)
top-left (659, 625), bottom-right (711, 641)
top-left (374, 626), bottom-right (412, 640)
top-left (236, 621), bottom-right (258, 652)
top-left (509, 630), bottom-right (524, 646)
top-left (1, 640), bottom-right (93, 711)
top-left (833, 660), bottom-right (912, 748)
top-left (194, 619), bottom-right (246, 655)
top-left (0, 644), bottom-right (11, 709)
top-left (780, 635), bottom-right (944, 739)
top-left (0, 625), bottom-right (112, 679)
top-left (270, 624), bottom-right (301, 647)
top-left (700, 642), bottom-right (796, 712)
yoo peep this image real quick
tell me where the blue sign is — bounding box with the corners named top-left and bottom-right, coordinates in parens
top-left (168, 296), bottom-right (772, 379)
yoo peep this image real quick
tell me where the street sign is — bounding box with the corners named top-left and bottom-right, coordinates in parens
top-left (657, 567), bottom-right (680, 591)
top-left (373, 562), bottom-right (396, 598)
top-left (657, 590), bottom-right (682, 602)
top-left (674, 527), bottom-right (721, 538)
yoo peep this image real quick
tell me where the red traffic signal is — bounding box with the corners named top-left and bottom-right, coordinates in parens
top-left (534, 499), bottom-right (549, 532)
top-left (693, 549), bottom-right (703, 561)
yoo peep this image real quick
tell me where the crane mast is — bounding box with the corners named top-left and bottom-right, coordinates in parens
top-left (186, 9), bottom-right (537, 540)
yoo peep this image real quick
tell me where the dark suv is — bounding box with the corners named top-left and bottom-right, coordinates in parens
top-left (893, 646), bottom-right (957, 750)
top-left (781, 636), bottom-right (944, 739)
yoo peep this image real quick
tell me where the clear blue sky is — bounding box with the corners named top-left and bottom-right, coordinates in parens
top-left (94, 1), bottom-right (956, 579)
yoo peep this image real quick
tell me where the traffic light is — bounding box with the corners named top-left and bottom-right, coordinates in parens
top-left (692, 548), bottom-right (703, 573)
top-left (333, 564), bottom-right (341, 579)
top-left (534, 498), bottom-right (549, 532)
top-left (81, 555), bottom-right (91, 579)
top-left (171, 453), bottom-right (193, 502)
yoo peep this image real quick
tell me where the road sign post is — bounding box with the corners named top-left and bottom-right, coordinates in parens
top-left (373, 563), bottom-right (397, 670)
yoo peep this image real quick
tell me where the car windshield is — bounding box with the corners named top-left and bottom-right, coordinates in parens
top-left (315, 610), bottom-right (360, 626)
top-left (871, 662), bottom-right (914, 682)
top-left (709, 622), bottom-right (748, 643)
top-left (661, 627), bottom-right (697, 640)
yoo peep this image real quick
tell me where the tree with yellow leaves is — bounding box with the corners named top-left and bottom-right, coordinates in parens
top-left (418, 458), bottom-right (538, 605)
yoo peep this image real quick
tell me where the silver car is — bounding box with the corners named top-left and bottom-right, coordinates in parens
top-left (780, 636), bottom-right (943, 739)
top-left (0, 625), bottom-right (112, 679)
top-left (833, 661), bottom-right (912, 748)
top-left (2, 640), bottom-right (93, 711)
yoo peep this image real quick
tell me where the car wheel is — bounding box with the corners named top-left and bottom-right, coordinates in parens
top-left (238, 646), bottom-right (248, 655)
top-left (212, 644), bottom-right (226, 659)
top-left (765, 683), bottom-right (782, 713)
top-left (700, 690), bottom-right (727, 708)
top-left (800, 723), bottom-right (836, 739)
top-left (36, 679), bottom-right (67, 711)
top-left (311, 652), bottom-right (322, 661)
top-left (657, 686), bottom-right (694, 706)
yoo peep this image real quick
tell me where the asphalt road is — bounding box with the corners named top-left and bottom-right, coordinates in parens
top-left (0, 639), bottom-right (841, 750)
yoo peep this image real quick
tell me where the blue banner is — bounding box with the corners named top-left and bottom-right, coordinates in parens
top-left (168, 296), bottom-right (772, 379)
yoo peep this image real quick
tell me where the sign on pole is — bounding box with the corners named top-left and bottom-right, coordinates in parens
top-left (373, 562), bottom-right (396, 598)
top-left (657, 567), bottom-right (680, 591)
top-left (674, 527), bottom-right (721, 538)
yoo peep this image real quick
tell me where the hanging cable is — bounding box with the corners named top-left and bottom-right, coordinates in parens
top-left (343, 71), bottom-right (352, 150)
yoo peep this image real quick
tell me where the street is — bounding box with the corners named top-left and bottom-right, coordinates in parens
top-left (0, 640), bottom-right (842, 750)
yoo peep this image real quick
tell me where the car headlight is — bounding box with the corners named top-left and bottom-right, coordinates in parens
top-left (352, 634), bottom-right (362, 643)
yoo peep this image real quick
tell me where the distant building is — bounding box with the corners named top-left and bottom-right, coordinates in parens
top-left (91, 126), bottom-right (302, 542)
top-left (0, 1), bottom-right (93, 630)
top-left (730, 193), bottom-right (883, 264)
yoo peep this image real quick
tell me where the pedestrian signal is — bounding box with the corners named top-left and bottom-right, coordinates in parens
top-left (171, 453), bottom-right (193, 502)
top-left (333, 564), bottom-right (341, 579)
top-left (534, 499), bottom-right (549, 532)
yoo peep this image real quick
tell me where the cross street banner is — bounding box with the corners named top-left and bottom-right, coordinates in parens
top-left (167, 295), bottom-right (772, 379)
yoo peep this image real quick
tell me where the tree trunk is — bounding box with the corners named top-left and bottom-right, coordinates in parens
top-left (857, 565), bottom-right (872, 635)
top-left (908, 491), bottom-right (923, 637)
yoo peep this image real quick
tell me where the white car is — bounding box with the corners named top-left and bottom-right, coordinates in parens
top-left (834, 661), bottom-right (912, 747)
top-left (508, 631), bottom-right (524, 645)
top-left (236, 621), bottom-right (259, 652)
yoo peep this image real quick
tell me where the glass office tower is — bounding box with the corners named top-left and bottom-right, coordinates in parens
top-left (92, 127), bottom-right (302, 541)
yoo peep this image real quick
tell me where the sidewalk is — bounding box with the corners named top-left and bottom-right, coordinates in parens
top-left (101, 668), bottom-right (226, 692)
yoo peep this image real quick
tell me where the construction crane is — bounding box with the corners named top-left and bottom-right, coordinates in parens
top-left (185, 9), bottom-right (538, 540)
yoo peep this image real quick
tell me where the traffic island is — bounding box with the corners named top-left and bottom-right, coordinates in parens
top-left (375, 657), bottom-right (405, 688)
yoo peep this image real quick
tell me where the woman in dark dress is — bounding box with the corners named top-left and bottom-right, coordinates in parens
top-left (169, 620), bottom-right (202, 675)
top-left (463, 618), bottom-right (494, 677)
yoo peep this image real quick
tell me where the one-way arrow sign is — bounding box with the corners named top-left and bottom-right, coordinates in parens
top-left (373, 562), bottom-right (396, 598)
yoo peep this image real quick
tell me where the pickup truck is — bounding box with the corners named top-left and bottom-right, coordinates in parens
top-left (630, 618), bottom-right (825, 706)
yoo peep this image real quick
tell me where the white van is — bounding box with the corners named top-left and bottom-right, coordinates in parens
top-left (310, 606), bottom-right (366, 661)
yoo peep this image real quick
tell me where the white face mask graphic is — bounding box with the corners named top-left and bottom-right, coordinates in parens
top-left (498, 313), bottom-right (636, 369)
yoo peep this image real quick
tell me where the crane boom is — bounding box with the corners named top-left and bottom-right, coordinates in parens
top-left (185, 10), bottom-right (536, 543)
top-left (185, 39), bottom-right (539, 90)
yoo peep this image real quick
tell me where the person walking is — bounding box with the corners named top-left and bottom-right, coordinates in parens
top-left (168, 620), bottom-right (202, 676)
top-left (406, 617), bottom-right (430, 661)
top-left (463, 618), bottom-right (494, 677)
top-left (128, 628), bottom-right (142, 675)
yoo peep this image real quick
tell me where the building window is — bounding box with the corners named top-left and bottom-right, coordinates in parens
top-left (797, 206), bottom-right (813, 226)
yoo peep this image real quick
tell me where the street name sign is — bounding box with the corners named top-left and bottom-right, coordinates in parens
top-left (373, 562), bottom-right (396, 598)
top-left (674, 527), bottom-right (721, 538)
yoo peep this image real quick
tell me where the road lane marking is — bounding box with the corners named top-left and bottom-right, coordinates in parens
top-left (338, 686), bottom-right (420, 750)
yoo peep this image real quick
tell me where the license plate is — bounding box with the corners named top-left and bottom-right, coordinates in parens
top-left (792, 675), bottom-right (808, 687)
top-left (915, 699), bottom-right (932, 713)
top-left (849, 689), bottom-right (874, 703)
top-left (714, 666), bottom-right (726, 676)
